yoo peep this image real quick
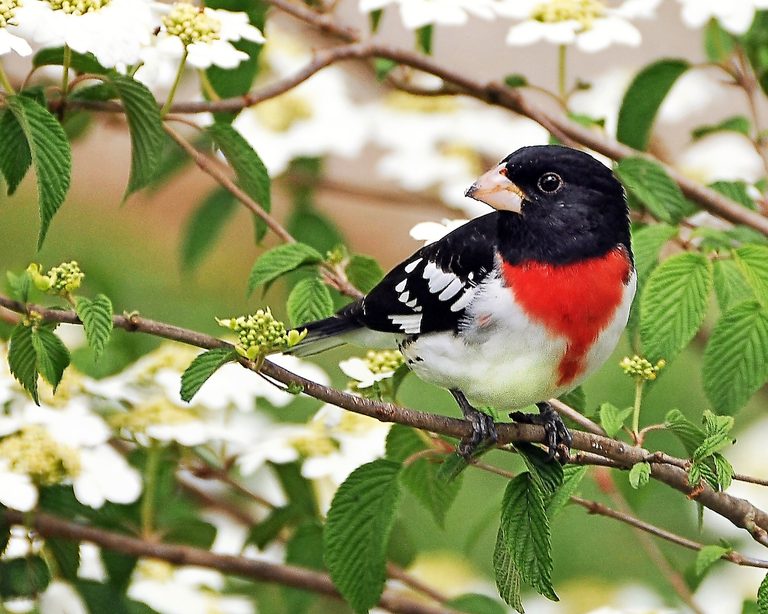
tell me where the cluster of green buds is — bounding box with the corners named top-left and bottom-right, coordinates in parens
top-left (163, 2), bottom-right (221, 47)
top-left (531, 0), bottom-right (605, 28)
top-left (325, 245), bottom-right (348, 266)
top-left (619, 355), bottom-right (666, 381)
top-left (217, 309), bottom-right (306, 360)
top-left (364, 349), bottom-right (404, 375)
top-left (0, 0), bottom-right (22, 27)
top-left (46, 0), bottom-right (110, 15)
top-left (27, 261), bottom-right (84, 295)
top-left (0, 426), bottom-right (80, 485)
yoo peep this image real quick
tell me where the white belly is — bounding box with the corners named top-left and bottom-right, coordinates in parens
top-left (401, 272), bottom-right (636, 410)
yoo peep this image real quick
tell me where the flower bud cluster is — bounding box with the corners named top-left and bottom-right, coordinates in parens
top-left (619, 355), bottom-right (666, 381)
top-left (28, 261), bottom-right (85, 295)
top-left (0, 426), bottom-right (81, 485)
top-left (217, 309), bottom-right (305, 360)
top-left (110, 398), bottom-right (196, 434)
top-left (531, 0), bottom-right (604, 28)
top-left (0, 0), bottom-right (21, 28)
top-left (162, 2), bottom-right (221, 47)
top-left (364, 349), bottom-right (404, 375)
top-left (46, 0), bottom-right (110, 16)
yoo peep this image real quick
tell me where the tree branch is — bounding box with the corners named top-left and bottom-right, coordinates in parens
top-left (1, 508), bottom-right (457, 614)
top-left (2, 295), bottom-right (767, 546)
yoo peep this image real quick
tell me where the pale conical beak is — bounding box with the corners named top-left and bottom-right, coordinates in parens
top-left (465, 163), bottom-right (525, 213)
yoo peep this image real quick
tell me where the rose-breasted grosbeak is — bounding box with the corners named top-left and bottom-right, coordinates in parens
top-left (291, 145), bottom-right (635, 461)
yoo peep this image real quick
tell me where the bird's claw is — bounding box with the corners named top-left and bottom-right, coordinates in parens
top-left (509, 402), bottom-right (572, 464)
top-left (458, 409), bottom-right (498, 459)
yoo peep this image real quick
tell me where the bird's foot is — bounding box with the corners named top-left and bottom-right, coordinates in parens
top-left (509, 402), bottom-right (572, 464)
top-left (451, 390), bottom-right (498, 459)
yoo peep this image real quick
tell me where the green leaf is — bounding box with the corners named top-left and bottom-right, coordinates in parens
top-left (494, 474), bottom-right (558, 610)
top-left (436, 452), bottom-right (470, 482)
top-left (32, 47), bottom-right (108, 74)
top-left (0, 110), bottom-right (31, 195)
top-left (734, 245), bottom-right (768, 306)
top-left (758, 571), bottom-right (768, 614)
top-left (6, 95), bottom-right (72, 249)
top-left (547, 465), bottom-right (587, 517)
top-left (385, 425), bottom-right (462, 527)
top-left (557, 385), bottom-right (586, 412)
top-left (108, 74), bottom-right (164, 197)
top-left (247, 243), bottom-right (323, 295)
top-left (75, 580), bottom-right (133, 614)
top-left (8, 324), bottom-right (38, 403)
top-left (31, 326), bottom-right (70, 392)
top-left (632, 224), bottom-right (678, 286)
top-left (616, 59), bottom-right (690, 150)
top-left (704, 19), bottom-right (735, 63)
top-left (714, 259), bottom-right (755, 311)
top-left (286, 206), bottom-right (344, 254)
top-left (640, 252), bottom-right (713, 362)
top-left (713, 453), bottom-right (734, 490)
top-left (283, 522), bottom-right (325, 614)
top-left (703, 301), bottom-right (768, 414)
top-left (180, 347), bottom-right (236, 402)
top-left (346, 254), bottom-right (384, 294)
top-left (448, 593), bottom-right (508, 614)
top-left (692, 116), bottom-right (751, 140)
top-left (75, 294), bottom-right (114, 360)
top-left (664, 409), bottom-right (705, 456)
top-left (271, 462), bottom-right (318, 518)
top-left (46, 537), bottom-right (80, 582)
top-left (324, 459), bottom-right (402, 613)
top-left (416, 24), bottom-right (433, 54)
top-left (629, 462), bottom-right (651, 489)
top-left (101, 550), bottom-right (137, 592)
top-left (0, 557), bottom-right (51, 598)
top-left (695, 545), bottom-right (730, 577)
top-left (695, 411), bottom-right (734, 461)
top-left (208, 122), bottom-right (271, 239)
top-left (599, 402), bottom-right (632, 438)
top-left (369, 8), bottom-right (384, 32)
top-left (515, 443), bottom-right (563, 499)
top-left (287, 276), bottom-right (335, 327)
top-left (504, 74), bottom-right (528, 88)
top-left (6, 270), bottom-right (31, 304)
top-left (248, 505), bottom-right (301, 549)
top-left (374, 58), bottom-right (397, 82)
top-left (710, 180), bottom-right (756, 210)
top-left (181, 187), bottom-right (238, 271)
top-left (615, 157), bottom-right (692, 224)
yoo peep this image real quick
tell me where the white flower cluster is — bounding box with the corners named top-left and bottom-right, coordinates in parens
top-left (2, 0), bottom-right (264, 70)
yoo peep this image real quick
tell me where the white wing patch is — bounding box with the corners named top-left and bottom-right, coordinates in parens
top-left (423, 261), bottom-right (458, 294)
top-left (438, 277), bottom-right (464, 301)
top-left (450, 288), bottom-right (476, 312)
top-left (404, 258), bottom-right (422, 273)
top-left (388, 314), bottom-right (422, 334)
top-left (398, 291), bottom-right (410, 304)
top-left (395, 279), bottom-right (407, 292)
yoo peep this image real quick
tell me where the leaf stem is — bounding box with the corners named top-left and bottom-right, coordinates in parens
top-left (141, 442), bottom-right (162, 538)
top-left (161, 49), bottom-right (188, 117)
top-left (632, 379), bottom-right (644, 443)
top-left (557, 44), bottom-right (567, 102)
top-left (61, 44), bottom-right (72, 95)
top-left (0, 61), bottom-right (15, 94)
top-left (197, 68), bottom-right (220, 102)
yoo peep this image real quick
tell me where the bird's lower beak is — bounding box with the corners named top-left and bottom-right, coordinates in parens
top-left (465, 164), bottom-right (525, 213)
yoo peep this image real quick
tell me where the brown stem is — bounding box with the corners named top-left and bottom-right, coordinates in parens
top-left (2, 294), bottom-right (768, 547)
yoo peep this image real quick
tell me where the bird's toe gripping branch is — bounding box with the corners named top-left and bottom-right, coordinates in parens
top-left (510, 401), bottom-right (573, 464)
top-left (450, 389), bottom-right (499, 459)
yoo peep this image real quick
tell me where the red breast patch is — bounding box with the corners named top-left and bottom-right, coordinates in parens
top-left (502, 247), bottom-right (632, 386)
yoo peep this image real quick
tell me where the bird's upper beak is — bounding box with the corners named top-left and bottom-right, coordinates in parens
top-left (465, 163), bottom-right (525, 213)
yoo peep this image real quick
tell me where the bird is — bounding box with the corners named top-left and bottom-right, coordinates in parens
top-left (289, 144), bottom-right (636, 461)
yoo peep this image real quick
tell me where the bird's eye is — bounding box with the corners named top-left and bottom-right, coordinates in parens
top-left (537, 172), bottom-right (562, 193)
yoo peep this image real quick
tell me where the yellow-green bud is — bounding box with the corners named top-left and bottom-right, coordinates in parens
top-left (27, 263), bottom-right (52, 292)
top-left (110, 398), bottom-right (197, 435)
top-left (0, 0), bottom-right (22, 31)
top-left (217, 308), bottom-right (291, 359)
top-left (365, 349), bottom-right (404, 374)
top-left (29, 261), bottom-right (85, 295)
top-left (46, 0), bottom-right (110, 15)
top-left (162, 2), bottom-right (221, 47)
top-left (531, 0), bottom-right (605, 29)
top-left (0, 426), bottom-right (81, 485)
top-left (619, 355), bottom-right (666, 381)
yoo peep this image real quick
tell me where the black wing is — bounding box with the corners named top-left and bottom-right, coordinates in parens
top-left (346, 212), bottom-right (500, 336)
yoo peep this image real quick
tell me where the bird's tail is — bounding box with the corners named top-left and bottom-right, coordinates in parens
top-left (286, 302), bottom-right (364, 357)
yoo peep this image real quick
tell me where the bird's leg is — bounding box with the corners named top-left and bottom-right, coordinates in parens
top-left (450, 389), bottom-right (498, 459)
top-left (509, 401), bottom-right (573, 463)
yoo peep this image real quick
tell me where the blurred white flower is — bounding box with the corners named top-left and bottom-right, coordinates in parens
top-left (0, 0), bottom-right (32, 58)
top-left (39, 580), bottom-right (88, 614)
top-left (497, 0), bottom-right (659, 52)
top-left (236, 424), bottom-right (304, 475)
top-left (677, 0), bottom-right (768, 35)
top-left (0, 459), bottom-right (38, 511)
top-left (232, 23), bottom-right (368, 175)
top-left (339, 350), bottom-right (404, 389)
top-left (128, 560), bottom-right (254, 614)
top-left (358, 0), bottom-right (498, 29)
top-left (675, 132), bottom-right (764, 184)
top-left (73, 444), bottom-right (142, 508)
top-left (15, 0), bottom-right (156, 68)
top-left (152, 2), bottom-right (264, 70)
top-left (410, 219), bottom-right (468, 245)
